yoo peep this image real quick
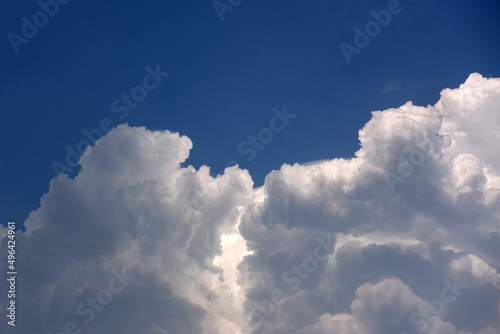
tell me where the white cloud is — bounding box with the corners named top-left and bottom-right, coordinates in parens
top-left (1, 73), bottom-right (499, 334)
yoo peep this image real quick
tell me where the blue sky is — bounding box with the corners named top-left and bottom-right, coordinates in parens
top-left (1, 0), bottom-right (499, 226)
top-left (2, 1), bottom-right (500, 333)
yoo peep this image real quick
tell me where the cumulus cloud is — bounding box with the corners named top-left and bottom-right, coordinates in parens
top-left (1, 73), bottom-right (499, 334)
top-left (239, 73), bottom-right (500, 334)
top-left (4, 126), bottom-right (254, 334)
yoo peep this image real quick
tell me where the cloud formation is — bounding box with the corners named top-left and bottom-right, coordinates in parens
top-left (1, 73), bottom-right (499, 334)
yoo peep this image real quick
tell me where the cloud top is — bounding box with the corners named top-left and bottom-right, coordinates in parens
top-left (2, 73), bottom-right (499, 334)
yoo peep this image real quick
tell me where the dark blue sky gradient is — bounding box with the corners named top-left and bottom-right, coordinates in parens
top-left (1, 0), bottom-right (499, 226)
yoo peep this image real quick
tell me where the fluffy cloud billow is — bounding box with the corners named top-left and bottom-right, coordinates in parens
top-left (1, 73), bottom-right (499, 334)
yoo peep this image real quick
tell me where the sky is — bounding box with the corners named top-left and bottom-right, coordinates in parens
top-left (0, 0), bottom-right (500, 333)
